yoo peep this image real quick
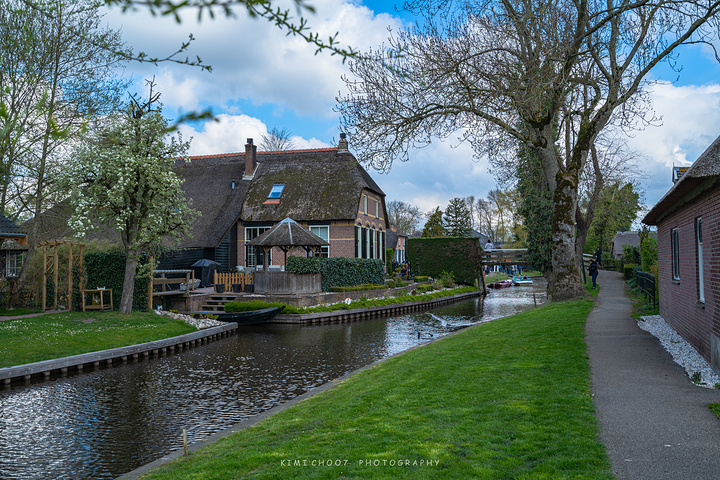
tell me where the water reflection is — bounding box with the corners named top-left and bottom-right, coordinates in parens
top-left (0, 279), bottom-right (546, 480)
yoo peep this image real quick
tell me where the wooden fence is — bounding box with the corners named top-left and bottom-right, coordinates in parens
top-left (213, 272), bottom-right (254, 291)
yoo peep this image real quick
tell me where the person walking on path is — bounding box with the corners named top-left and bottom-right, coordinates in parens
top-left (594, 247), bottom-right (603, 268)
top-left (585, 270), bottom-right (720, 479)
top-left (588, 259), bottom-right (599, 289)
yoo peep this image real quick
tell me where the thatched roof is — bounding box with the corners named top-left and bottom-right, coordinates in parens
top-left (11, 142), bottom-right (386, 252)
top-left (180, 145), bottom-right (386, 248)
top-left (247, 218), bottom-right (328, 248)
top-left (643, 134), bottom-right (720, 225)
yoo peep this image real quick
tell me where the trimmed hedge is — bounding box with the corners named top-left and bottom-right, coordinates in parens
top-left (286, 256), bottom-right (321, 274)
top-left (623, 264), bottom-right (638, 280)
top-left (85, 252), bottom-right (150, 311)
top-left (328, 284), bottom-right (386, 293)
top-left (408, 237), bottom-right (482, 285)
top-left (286, 256), bottom-right (385, 291)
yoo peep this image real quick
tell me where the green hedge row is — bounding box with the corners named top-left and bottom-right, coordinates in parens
top-left (407, 237), bottom-right (482, 285)
top-left (328, 284), bottom-right (386, 293)
top-left (286, 256), bottom-right (385, 291)
top-left (85, 252), bottom-right (150, 311)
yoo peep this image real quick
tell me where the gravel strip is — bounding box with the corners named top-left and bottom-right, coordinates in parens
top-left (638, 315), bottom-right (720, 389)
top-left (154, 309), bottom-right (225, 330)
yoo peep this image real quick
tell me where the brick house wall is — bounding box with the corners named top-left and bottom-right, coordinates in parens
top-left (657, 187), bottom-right (719, 369)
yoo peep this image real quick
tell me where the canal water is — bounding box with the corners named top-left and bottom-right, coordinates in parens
top-left (0, 280), bottom-right (546, 480)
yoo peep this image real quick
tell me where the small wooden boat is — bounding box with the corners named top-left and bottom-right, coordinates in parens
top-left (216, 305), bottom-right (285, 325)
top-left (512, 275), bottom-right (533, 286)
top-left (488, 279), bottom-right (513, 289)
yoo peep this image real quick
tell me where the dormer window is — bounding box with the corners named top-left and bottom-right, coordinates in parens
top-left (268, 184), bottom-right (285, 199)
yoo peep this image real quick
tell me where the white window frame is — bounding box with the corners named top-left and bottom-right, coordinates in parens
top-left (697, 218), bottom-right (704, 303)
top-left (6, 252), bottom-right (24, 277)
top-left (245, 226), bottom-right (271, 267)
top-left (310, 225), bottom-right (330, 258)
top-left (671, 227), bottom-right (680, 281)
top-left (363, 195), bottom-right (368, 214)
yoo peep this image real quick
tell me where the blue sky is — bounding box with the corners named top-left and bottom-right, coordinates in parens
top-left (103, 0), bottom-right (720, 220)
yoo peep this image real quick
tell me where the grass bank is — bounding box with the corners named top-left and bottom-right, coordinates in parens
top-left (140, 297), bottom-right (611, 480)
top-left (0, 311), bottom-right (196, 368)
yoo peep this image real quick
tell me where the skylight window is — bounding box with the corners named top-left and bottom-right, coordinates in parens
top-left (268, 184), bottom-right (285, 199)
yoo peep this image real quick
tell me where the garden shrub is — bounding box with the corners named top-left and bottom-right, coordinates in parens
top-left (286, 256), bottom-right (321, 274)
top-left (408, 237), bottom-right (481, 285)
top-left (287, 256), bottom-right (384, 291)
top-left (385, 280), bottom-right (396, 289)
top-left (328, 284), bottom-right (386, 293)
top-left (415, 276), bottom-right (429, 282)
top-left (623, 263), bottom-right (638, 281)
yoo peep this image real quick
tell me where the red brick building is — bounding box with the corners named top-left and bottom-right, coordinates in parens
top-left (159, 135), bottom-right (390, 272)
top-left (643, 135), bottom-right (720, 373)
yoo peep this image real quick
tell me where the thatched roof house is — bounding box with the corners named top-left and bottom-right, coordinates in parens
top-left (161, 135), bottom-right (389, 272)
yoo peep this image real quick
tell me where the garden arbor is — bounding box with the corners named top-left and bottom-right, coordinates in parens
top-left (40, 240), bottom-right (86, 312)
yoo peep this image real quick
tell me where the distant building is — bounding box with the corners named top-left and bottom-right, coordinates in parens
top-left (643, 134), bottom-right (720, 373)
top-left (386, 224), bottom-right (407, 264)
top-left (610, 230), bottom-right (656, 259)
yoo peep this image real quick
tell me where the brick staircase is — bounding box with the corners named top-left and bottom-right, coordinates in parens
top-left (197, 294), bottom-right (240, 314)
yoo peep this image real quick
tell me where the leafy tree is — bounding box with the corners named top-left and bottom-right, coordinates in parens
top-left (338, 0), bottom-right (720, 300)
top-left (67, 86), bottom-right (197, 313)
top-left (387, 200), bottom-right (423, 235)
top-left (584, 182), bottom-right (641, 258)
top-left (1, 0), bottom-right (127, 306)
top-left (443, 197), bottom-right (472, 236)
top-left (422, 207), bottom-right (446, 238)
top-left (260, 126), bottom-right (296, 151)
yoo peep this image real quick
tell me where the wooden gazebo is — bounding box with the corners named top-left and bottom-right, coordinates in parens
top-left (246, 218), bottom-right (328, 293)
top-left (39, 240), bottom-right (87, 312)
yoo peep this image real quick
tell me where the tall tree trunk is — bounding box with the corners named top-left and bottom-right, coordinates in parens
top-left (120, 249), bottom-right (139, 314)
top-left (549, 172), bottom-right (586, 301)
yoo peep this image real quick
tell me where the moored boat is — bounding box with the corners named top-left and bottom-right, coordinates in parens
top-left (488, 279), bottom-right (513, 289)
top-left (216, 305), bottom-right (285, 325)
top-left (512, 275), bottom-right (533, 286)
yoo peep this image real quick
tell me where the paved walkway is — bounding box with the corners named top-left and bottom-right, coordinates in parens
top-left (586, 270), bottom-right (720, 479)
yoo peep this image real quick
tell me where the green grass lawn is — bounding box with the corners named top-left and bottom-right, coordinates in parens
top-left (0, 311), bottom-right (196, 368)
top-left (139, 297), bottom-right (612, 480)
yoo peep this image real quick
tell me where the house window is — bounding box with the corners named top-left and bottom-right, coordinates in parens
top-left (370, 227), bottom-right (375, 259)
top-left (363, 195), bottom-right (368, 214)
top-left (310, 225), bottom-right (330, 258)
top-left (6, 252), bottom-right (24, 277)
top-left (697, 218), bottom-right (704, 303)
top-left (268, 184), bottom-right (285, 199)
top-left (355, 224), bottom-right (361, 258)
top-left (375, 199), bottom-right (379, 217)
top-left (245, 226), bottom-right (271, 267)
top-left (671, 227), bottom-right (680, 281)
top-left (361, 226), bottom-right (367, 258)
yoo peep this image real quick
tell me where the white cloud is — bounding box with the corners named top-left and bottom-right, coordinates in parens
top-left (179, 114), bottom-right (268, 155)
top-left (625, 82), bottom-right (720, 207)
top-left (104, 0), bottom-right (403, 118)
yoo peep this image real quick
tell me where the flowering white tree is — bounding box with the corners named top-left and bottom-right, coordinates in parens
top-left (68, 90), bottom-right (197, 313)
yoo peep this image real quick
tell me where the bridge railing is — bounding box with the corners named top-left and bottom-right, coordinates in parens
top-left (482, 249), bottom-right (527, 266)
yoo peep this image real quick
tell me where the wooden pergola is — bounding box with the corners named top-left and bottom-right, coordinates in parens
top-left (39, 240), bottom-right (87, 312)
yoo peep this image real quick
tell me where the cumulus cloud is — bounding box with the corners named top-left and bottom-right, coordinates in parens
top-left (104, 0), bottom-right (403, 118)
top-left (625, 82), bottom-right (720, 206)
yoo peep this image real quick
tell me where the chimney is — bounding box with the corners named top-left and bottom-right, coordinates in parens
top-left (338, 132), bottom-right (349, 153)
top-left (244, 138), bottom-right (257, 178)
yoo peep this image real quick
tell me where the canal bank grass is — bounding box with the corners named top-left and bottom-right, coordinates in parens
top-left (140, 297), bottom-right (612, 480)
top-left (0, 311), bottom-right (196, 368)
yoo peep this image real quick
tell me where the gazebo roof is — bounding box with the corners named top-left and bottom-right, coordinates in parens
top-left (247, 218), bottom-right (329, 248)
